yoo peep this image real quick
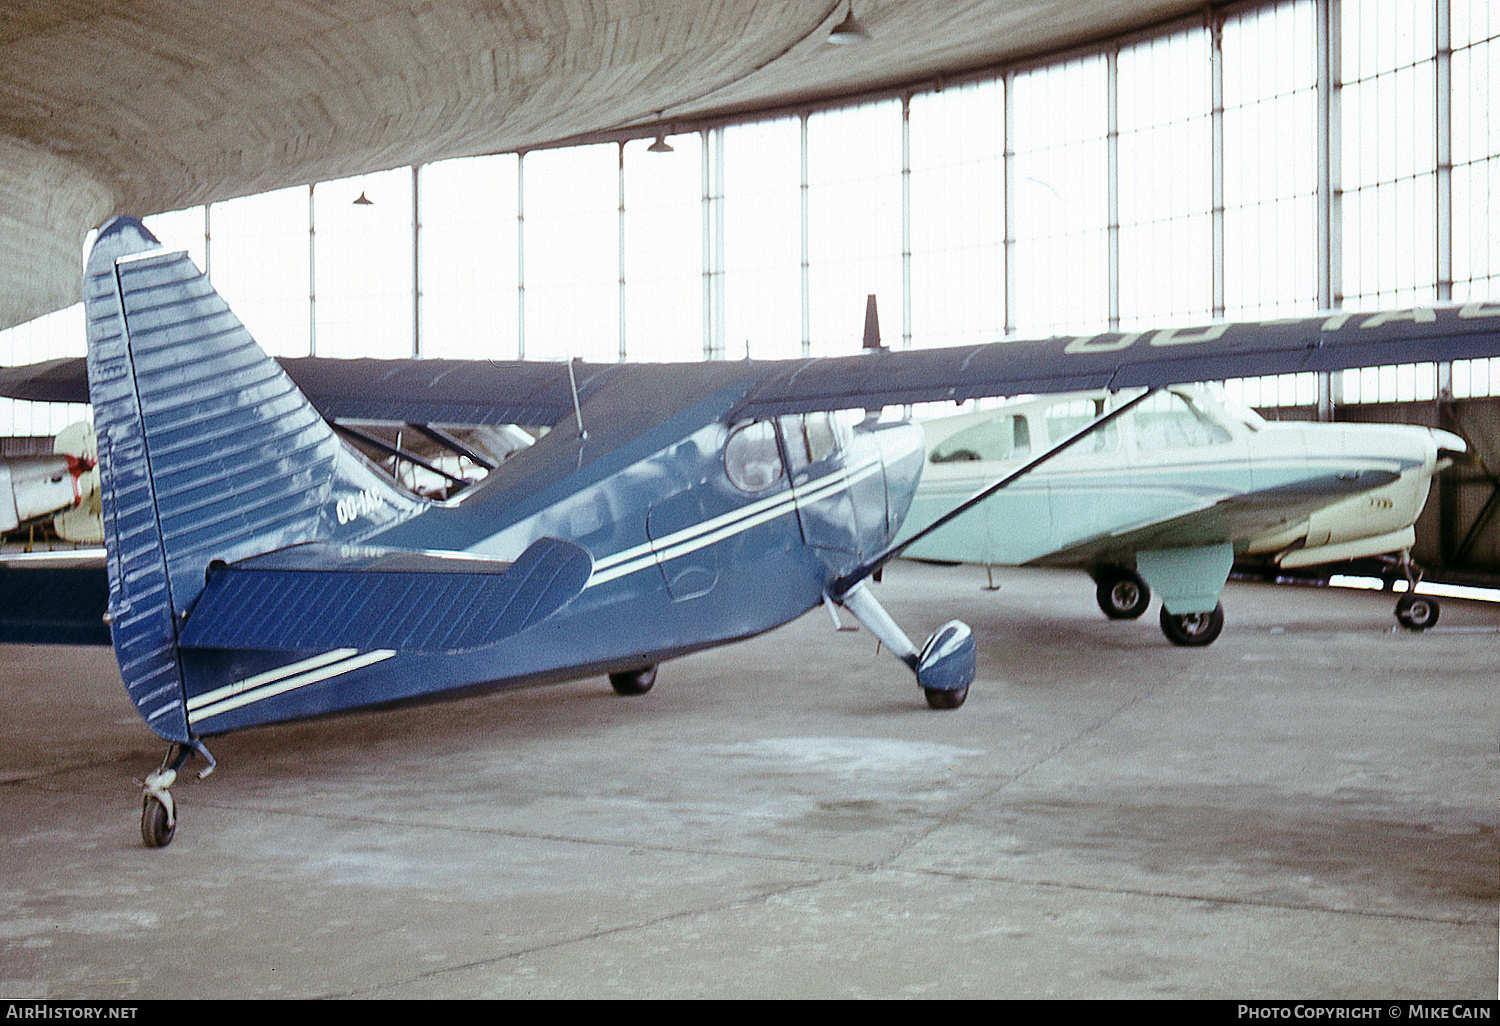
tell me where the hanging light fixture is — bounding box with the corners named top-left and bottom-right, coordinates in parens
top-left (827, 4), bottom-right (872, 44)
top-left (352, 190), bottom-right (373, 206)
top-left (647, 134), bottom-right (674, 153)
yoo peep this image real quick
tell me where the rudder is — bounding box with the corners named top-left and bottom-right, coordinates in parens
top-left (84, 217), bottom-right (423, 740)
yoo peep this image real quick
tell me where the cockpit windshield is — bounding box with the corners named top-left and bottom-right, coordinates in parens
top-left (1201, 382), bottom-right (1266, 431)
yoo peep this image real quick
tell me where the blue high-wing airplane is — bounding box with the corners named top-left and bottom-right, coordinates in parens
top-left (7, 216), bottom-right (1500, 847)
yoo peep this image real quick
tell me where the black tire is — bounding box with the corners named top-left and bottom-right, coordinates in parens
top-left (1160, 602), bottom-right (1225, 647)
top-left (141, 795), bottom-right (175, 848)
top-left (1394, 593), bottom-right (1439, 631)
top-left (924, 686), bottom-right (968, 710)
top-left (609, 664), bottom-right (657, 696)
top-left (1096, 570), bottom-right (1151, 620)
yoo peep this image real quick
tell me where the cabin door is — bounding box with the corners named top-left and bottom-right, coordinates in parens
top-left (780, 414), bottom-right (863, 561)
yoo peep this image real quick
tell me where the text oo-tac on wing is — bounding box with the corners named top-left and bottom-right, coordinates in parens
top-left (726, 306), bottom-right (1500, 418)
top-left (3, 306), bottom-right (1499, 427)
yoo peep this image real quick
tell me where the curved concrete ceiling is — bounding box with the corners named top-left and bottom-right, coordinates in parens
top-left (1, 0), bottom-right (1202, 330)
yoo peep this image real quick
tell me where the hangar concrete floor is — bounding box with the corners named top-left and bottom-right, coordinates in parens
top-left (0, 561), bottom-right (1495, 1000)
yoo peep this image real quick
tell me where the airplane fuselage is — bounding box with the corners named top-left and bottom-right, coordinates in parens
top-left (899, 385), bottom-right (1460, 582)
top-left (176, 395), bottom-right (926, 737)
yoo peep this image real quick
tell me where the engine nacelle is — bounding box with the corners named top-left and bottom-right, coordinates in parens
top-left (0, 455), bottom-right (86, 532)
top-left (0, 422), bottom-right (99, 538)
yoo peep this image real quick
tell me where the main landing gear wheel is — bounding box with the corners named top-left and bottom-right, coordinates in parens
top-left (924, 686), bottom-right (968, 710)
top-left (1160, 603), bottom-right (1225, 647)
top-left (1095, 569), bottom-right (1151, 620)
top-left (1394, 593), bottom-right (1439, 631)
top-left (609, 664), bottom-right (657, 695)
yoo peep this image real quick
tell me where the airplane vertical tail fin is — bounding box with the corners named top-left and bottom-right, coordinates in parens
top-left (862, 294), bottom-right (882, 350)
top-left (83, 217), bottom-right (423, 740)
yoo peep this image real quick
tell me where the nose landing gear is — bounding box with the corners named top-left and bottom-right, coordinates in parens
top-left (1385, 549), bottom-right (1440, 631)
top-left (1394, 592), bottom-right (1439, 630)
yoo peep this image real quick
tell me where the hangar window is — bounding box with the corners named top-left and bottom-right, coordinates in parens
top-left (930, 415), bottom-right (1031, 463)
top-left (725, 421), bottom-right (784, 493)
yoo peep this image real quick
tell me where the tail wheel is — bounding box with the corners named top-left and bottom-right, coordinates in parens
top-left (141, 795), bottom-right (175, 848)
top-left (1394, 594), bottom-right (1439, 631)
top-left (1096, 570), bottom-right (1151, 620)
top-left (609, 665), bottom-right (657, 696)
top-left (1160, 603), bottom-right (1224, 647)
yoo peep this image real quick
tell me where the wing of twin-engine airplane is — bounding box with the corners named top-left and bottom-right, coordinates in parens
top-left (1024, 468), bottom-right (1406, 571)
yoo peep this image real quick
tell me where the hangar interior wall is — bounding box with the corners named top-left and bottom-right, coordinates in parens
top-left (1, 0), bottom-right (1497, 572)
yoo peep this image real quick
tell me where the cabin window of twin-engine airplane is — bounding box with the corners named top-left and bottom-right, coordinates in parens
top-left (724, 421), bottom-right (785, 493)
top-left (1132, 391), bottom-right (1233, 451)
top-left (929, 415), bottom-right (1032, 463)
top-left (1045, 399), bottom-right (1120, 452)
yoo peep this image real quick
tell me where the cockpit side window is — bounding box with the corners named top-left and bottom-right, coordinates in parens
top-left (1045, 399), bottom-right (1119, 452)
top-left (778, 413), bottom-right (843, 472)
top-left (725, 421), bottom-right (785, 493)
top-left (930, 414), bottom-right (1031, 463)
top-left (804, 413), bottom-right (839, 463)
top-left (1132, 391), bottom-right (1233, 451)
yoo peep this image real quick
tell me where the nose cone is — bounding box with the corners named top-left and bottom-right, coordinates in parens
top-left (1430, 427), bottom-right (1467, 463)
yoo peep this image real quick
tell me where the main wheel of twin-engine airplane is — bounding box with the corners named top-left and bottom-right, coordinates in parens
top-left (1160, 603), bottom-right (1225, 646)
top-left (1096, 570), bottom-right (1151, 619)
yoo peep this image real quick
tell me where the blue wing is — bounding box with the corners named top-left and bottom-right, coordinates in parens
top-left (4, 307), bottom-right (1498, 428)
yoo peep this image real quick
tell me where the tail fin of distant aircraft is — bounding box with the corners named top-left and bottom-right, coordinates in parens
top-left (83, 217), bottom-right (424, 741)
top-left (862, 294), bottom-right (882, 350)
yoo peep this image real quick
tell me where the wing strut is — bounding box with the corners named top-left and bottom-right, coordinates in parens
top-left (404, 422), bottom-right (498, 471)
top-left (832, 386), bottom-right (1160, 599)
top-left (331, 421), bottom-right (474, 488)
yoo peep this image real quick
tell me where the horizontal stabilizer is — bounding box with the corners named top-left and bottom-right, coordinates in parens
top-left (178, 537), bottom-right (592, 654)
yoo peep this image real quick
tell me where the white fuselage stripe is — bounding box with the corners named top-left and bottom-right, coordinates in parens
top-left (188, 649), bottom-right (396, 724)
top-left (586, 458), bottom-right (882, 589)
top-left (187, 648), bottom-right (358, 712)
top-left (589, 460), bottom-right (878, 573)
